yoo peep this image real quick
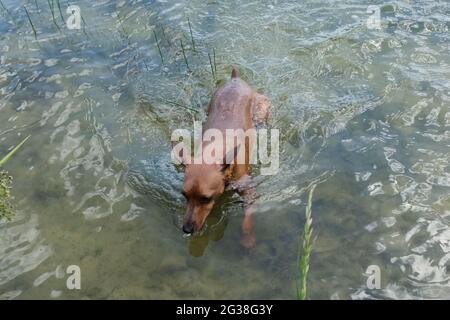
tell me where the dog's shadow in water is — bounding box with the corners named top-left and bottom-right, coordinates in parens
top-left (187, 190), bottom-right (241, 257)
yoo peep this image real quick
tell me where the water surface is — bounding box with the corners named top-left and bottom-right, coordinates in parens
top-left (1, 0), bottom-right (450, 299)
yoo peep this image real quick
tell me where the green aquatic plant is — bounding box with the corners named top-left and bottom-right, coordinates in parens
top-left (297, 184), bottom-right (317, 300)
top-left (56, 0), bottom-right (65, 23)
top-left (153, 30), bottom-right (164, 64)
top-left (208, 48), bottom-right (218, 81)
top-left (0, 135), bottom-right (30, 221)
top-left (47, 0), bottom-right (55, 21)
top-left (47, 0), bottom-right (61, 31)
top-left (0, 0), bottom-right (9, 14)
top-left (180, 39), bottom-right (190, 71)
top-left (0, 171), bottom-right (13, 221)
top-left (208, 51), bottom-right (215, 81)
top-left (80, 13), bottom-right (87, 35)
top-left (188, 18), bottom-right (196, 52)
top-left (213, 47), bottom-right (217, 74)
top-left (0, 136), bottom-right (30, 167)
top-left (23, 6), bottom-right (37, 39)
top-left (161, 98), bottom-right (199, 114)
top-left (0, 0), bottom-right (16, 25)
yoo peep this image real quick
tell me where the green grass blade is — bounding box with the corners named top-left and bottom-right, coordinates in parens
top-left (0, 0), bottom-right (9, 13)
top-left (56, 0), bottom-right (65, 23)
top-left (0, 135), bottom-right (30, 166)
top-left (188, 18), bottom-right (196, 52)
top-left (23, 6), bottom-right (37, 39)
top-left (297, 184), bottom-right (316, 300)
top-left (153, 30), bottom-right (164, 64)
top-left (180, 39), bottom-right (190, 71)
top-left (213, 47), bottom-right (217, 73)
top-left (208, 51), bottom-right (215, 81)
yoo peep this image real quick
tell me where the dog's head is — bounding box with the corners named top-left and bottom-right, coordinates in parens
top-left (181, 164), bottom-right (226, 234)
top-left (179, 145), bottom-right (239, 234)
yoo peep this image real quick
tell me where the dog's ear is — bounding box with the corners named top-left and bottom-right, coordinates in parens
top-left (220, 144), bottom-right (241, 173)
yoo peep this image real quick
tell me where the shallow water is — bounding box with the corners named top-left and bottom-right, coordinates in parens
top-left (1, 0), bottom-right (450, 299)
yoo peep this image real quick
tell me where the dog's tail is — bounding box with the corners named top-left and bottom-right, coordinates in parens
top-left (231, 66), bottom-right (239, 78)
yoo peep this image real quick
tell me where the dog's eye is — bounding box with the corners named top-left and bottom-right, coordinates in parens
top-left (199, 196), bottom-right (213, 204)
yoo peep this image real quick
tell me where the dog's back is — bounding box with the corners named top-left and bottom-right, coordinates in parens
top-left (205, 68), bottom-right (254, 132)
top-left (179, 67), bottom-right (270, 248)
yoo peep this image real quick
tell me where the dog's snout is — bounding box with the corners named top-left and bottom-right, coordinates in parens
top-left (182, 223), bottom-right (194, 234)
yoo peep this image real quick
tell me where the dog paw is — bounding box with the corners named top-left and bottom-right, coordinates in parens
top-left (240, 233), bottom-right (256, 249)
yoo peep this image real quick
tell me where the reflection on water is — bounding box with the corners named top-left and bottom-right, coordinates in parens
top-left (0, 0), bottom-right (450, 299)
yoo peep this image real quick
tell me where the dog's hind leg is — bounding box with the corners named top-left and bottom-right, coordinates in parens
top-left (252, 93), bottom-right (271, 127)
top-left (231, 174), bottom-right (257, 249)
top-left (241, 202), bottom-right (256, 249)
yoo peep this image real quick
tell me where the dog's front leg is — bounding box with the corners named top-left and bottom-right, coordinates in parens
top-left (241, 198), bottom-right (256, 249)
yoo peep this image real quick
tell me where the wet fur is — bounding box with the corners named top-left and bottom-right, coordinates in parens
top-left (180, 67), bottom-right (270, 248)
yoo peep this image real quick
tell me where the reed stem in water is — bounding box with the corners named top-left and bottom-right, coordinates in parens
top-left (188, 18), bottom-right (196, 52)
top-left (56, 0), bottom-right (65, 23)
top-left (47, 0), bottom-right (61, 31)
top-left (208, 51), bottom-right (215, 81)
top-left (153, 30), bottom-right (164, 64)
top-left (0, 0), bottom-right (9, 14)
top-left (180, 39), bottom-right (190, 71)
top-left (213, 47), bottom-right (217, 74)
top-left (23, 6), bottom-right (37, 39)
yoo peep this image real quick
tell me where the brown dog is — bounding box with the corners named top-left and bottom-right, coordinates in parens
top-left (176, 67), bottom-right (270, 248)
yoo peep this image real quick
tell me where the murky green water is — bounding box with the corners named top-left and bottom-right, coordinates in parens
top-left (1, 0), bottom-right (450, 299)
